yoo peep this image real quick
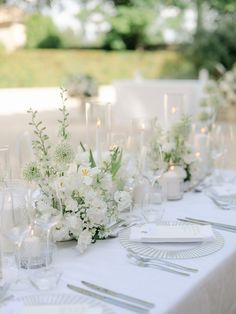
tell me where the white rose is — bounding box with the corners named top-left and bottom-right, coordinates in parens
top-left (76, 229), bottom-right (92, 253)
top-left (114, 191), bottom-right (132, 211)
top-left (174, 166), bottom-right (187, 179)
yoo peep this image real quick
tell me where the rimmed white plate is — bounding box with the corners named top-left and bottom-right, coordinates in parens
top-left (119, 221), bottom-right (224, 259)
top-left (17, 294), bottom-right (116, 314)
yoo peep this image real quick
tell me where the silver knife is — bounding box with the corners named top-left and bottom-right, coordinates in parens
top-left (185, 217), bottom-right (236, 232)
top-left (178, 218), bottom-right (236, 233)
top-left (67, 284), bottom-right (149, 314)
top-left (81, 280), bottom-right (155, 309)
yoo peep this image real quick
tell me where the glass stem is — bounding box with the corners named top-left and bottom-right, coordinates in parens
top-left (45, 229), bottom-right (51, 270)
top-left (16, 243), bottom-right (21, 282)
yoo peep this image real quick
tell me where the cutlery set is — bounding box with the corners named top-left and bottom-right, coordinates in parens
top-left (67, 281), bottom-right (154, 314)
top-left (127, 249), bottom-right (198, 276)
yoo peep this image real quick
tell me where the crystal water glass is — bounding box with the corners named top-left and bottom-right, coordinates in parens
top-left (31, 192), bottom-right (63, 290)
top-left (141, 180), bottom-right (165, 224)
top-left (0, 145), bottom-right (10, 183)
top-left (0, 185), bottom-right (31, 289)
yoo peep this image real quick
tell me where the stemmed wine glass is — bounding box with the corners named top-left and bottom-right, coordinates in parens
top-left (138, 143), bottom-right (166, 223)
top-left (210, 124), bottom-right (228, 183)
top-left (0, 185), bottom-right (31, 289)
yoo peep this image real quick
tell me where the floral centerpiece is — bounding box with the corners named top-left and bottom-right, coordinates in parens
top-left (198, 64), bottom-right (236, 124)
top-left (147, 116), bottom-right (196, 187)
top-left (23, 90), bottom-right (131, 253)
top-left (65, 73), bottom-right (98, 102)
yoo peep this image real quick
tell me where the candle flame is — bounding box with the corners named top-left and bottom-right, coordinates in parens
top-left (85, 102), bottom-right (90, 109)
top-left (195, 152), bottom-right (201, 158)
top-left (200, 127), bottom-right (207, 134)
top-left (170, 165), bottom-right (175, 171)
top-left (96, 119), bottom-right (101, 128)
top-left (141, 123), bottom-right (145, 130)
top-left (171, 106), bottom-right (177, 114)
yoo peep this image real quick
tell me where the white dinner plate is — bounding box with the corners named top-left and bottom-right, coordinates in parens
top-left (17, 294), bottom-right (116, 314)
top-left (119, 221), bottom-right (224, 259)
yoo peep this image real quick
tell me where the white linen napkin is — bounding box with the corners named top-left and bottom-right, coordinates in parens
top-left (0, 302), bottom-right (103, 314)
top-left (129, 223), bottom-right (215, 243)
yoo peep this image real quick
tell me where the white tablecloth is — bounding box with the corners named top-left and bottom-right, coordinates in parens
top-left (3, 192), bottom-right (236, 314)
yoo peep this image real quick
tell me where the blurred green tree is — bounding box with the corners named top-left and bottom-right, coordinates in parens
top-left (104, 0), bottom-right (159, 50)
top-left (25, 13), bottom-right (62, 48)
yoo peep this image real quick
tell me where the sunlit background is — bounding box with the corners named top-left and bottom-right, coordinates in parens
top-left (0, 0), bottom-right (235, 176)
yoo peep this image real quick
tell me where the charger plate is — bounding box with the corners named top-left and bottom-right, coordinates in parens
top-left (119, 221), bottom-right (224, 259)
top-left (17, 294), bottom-right (116, 314)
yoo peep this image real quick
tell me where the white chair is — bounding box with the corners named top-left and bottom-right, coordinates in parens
top-left (113, 79), bottom-right (204, 127)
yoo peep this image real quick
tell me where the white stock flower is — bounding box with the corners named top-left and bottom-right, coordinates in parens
top-left (75, 151), bottom-right (90, 166)
top-left (102, 152), bottom-right (111, 163)
top-left (162, 142), bottom-right (176, 153)
top-left (114, 191), bottom-right (132, 211)
top-left (76, 229), bottom-right (92, 253)
top-left (100, 173), bottom-right (113, 192)
top-left (183, 153), bottom-right (196, 165)
top-left (65, 198), bottom-right (78, 213)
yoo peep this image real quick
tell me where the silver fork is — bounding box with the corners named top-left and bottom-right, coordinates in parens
top-left (128, 255), bottom-right (190, 277)
top-left (128, 249), bottom-right (198, 273)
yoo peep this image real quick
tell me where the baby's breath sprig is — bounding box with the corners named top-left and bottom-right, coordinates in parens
top-left (28, 108), bottom-right (51, 163)
top-left (58, 88), bottom-right (70, 141)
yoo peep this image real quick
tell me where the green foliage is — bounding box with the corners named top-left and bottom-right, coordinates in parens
top-left (186, 14), bottom-right (236, 74)
top-left (104, 4), bottom-right (156, 50)
top-left (25, 13), bottom-right (62, 49)
top-left (0, 49), bottom-right (188, 87)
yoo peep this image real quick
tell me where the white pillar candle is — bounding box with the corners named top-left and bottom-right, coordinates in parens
top-left (21, 230), bottom-right (42, 260)
top-left (106, 103), bottom-right (112, 147)
top-left (164, 94), bottom-right (182, 129)
top-left (163, 166), bottom-right (183, 200)
top-left (96, 118), bottom-right (102, 166)
top-left (85, 102), bottom-right (91, 147)
top-left (194, 127), bottom-right (209, 176)
top-left (195, 151), bottom-right (208, 180)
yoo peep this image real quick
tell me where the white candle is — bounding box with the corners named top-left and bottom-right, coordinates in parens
top-left (164, 93), bottom-right (182, 129)
top-left (194, 127), bottom-right (209, 175)
top-left (195, 151), bottom-right (208, 180)
top-left (21, 230), bottom-right (42, 259)
top-left (163, 166), bottom-right (183, 200)
top-left (96, 118), bottom-right (102, 166)
top-left (106, 103), bottom-right (112, 147)
top-left (85, 102), bottom-right (91, 147)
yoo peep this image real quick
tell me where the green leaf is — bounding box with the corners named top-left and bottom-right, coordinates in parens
top-left (89, 149), bottom-right (96, 168)
top-left (80, 141), bottom-right (86, 152)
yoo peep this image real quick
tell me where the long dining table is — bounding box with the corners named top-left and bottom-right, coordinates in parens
top-left (2, 189), bottom-right (236, 314)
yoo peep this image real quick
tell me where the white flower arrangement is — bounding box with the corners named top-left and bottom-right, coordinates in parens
top-left (147, 116), bottom-right (197, 185)
top-left (23, 90), bottom-right (132, 253)
top-left (198, 64), bottom-right (236, 124)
